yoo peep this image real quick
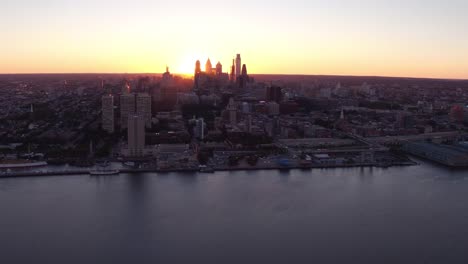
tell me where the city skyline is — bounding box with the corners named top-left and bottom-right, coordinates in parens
top-left (2, 0), bottom-right (468, 79)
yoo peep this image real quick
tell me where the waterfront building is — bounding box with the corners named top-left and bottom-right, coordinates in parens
top-left (120, 93), bottom-right (136, 130)
top-left (128, 115), bottom-right (145, 157)
top-left (403, 142), bottom-right (468, 167)
top-left (136, 93), bottom-right (152, 128)
top-left (121, 93), bottom-right (152, 129)
top-left (101, 94), bottom-right (114, 133)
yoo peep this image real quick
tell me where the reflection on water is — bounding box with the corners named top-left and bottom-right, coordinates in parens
top-left (1, 161), bottom-right (468, 264)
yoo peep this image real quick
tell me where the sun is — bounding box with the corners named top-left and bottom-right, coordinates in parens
top-left (172, 54), bottom-right (198, 75)
top-left (172, 53), bottom-right (212, 75)
top-left (175, 59), bottom-right (196, 75)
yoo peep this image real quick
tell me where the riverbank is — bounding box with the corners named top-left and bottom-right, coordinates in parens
top-left (0, 160), bottom-right (418, 178)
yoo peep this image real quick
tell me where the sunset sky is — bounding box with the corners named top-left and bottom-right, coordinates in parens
top-left (1, 0), bottom-right (468, 79)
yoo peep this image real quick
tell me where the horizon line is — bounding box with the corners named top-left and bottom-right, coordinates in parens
top-left (0, 72), bottom-right (467, 81)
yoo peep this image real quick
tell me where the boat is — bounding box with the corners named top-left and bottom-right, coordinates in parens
top-left (89, 169), bottom-right (120, 176)
top-left (199, 165), bottom-right (215, 173)
top-left (123, 161), bottom-right (136, 167)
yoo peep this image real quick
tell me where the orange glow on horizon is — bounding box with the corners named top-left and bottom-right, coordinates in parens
top-left (2, 1), bottom-right (468, 79)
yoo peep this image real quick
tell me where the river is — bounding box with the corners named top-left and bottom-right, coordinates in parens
top-left (1, 160), bottom-right (468, 263)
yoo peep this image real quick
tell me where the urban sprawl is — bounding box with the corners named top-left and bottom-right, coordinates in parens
top-left (2, 54), bottom-right (468, 176)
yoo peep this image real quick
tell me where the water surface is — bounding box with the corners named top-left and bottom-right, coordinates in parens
top-left (1, 161), bottom-right (468, 263)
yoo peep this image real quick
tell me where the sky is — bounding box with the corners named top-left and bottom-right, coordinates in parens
top-left (1, 0), bottom-right (468, 79)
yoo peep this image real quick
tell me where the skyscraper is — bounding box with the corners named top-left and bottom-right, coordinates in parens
top-left (216, 62), bottom-right (223, 75)
top-left (238, 64), bottom-right (250, 88)
top-left (230, 59), bottom-right (235, 82)
top-left (101, 94), bottom-right (114, 133)
top-left (120, 93), bottom-right (136, 130)
top-left (195, 60), bottom-right (201, 75)
top-left (128, 115), bottom-right (145, 157)
top-left (235, 54), bottom-right (241, 78)
top-left (205, 59), bottom-right (212, 74)
top-left (136, 93), bottom-right (152, 128)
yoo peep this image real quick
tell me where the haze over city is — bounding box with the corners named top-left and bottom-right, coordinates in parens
top-left (4, 1), bottom-right (468, 264)
top-left (2, 0), bottom-right (468, 79)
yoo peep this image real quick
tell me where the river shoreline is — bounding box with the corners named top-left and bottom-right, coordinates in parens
top-left (0, 160), bottom-right (418, 178)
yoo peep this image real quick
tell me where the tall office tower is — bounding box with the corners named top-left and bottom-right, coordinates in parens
top-left (136, 93), bottom-right (152, 128)
top-left (205, 59), bottom-right (212, 74)
top-left (230, 59), bottom-right (236, 82)
top-left (241, 64), bottom-right (247, 76)
top-left (216, 62), bottom-right (223, 75)
top-left (227, 98), bottom-right (237, 125)
top-left (194, 60), bottom-right (202, 91)
top-left (238, 64), bottom-right (249, 88)
top-left (127, 115), bottom-right (145, 157)
top-left (120, 93), bottom-right (136, 130)
top-left (195, 60), bottom-right (201, 75)
top-left (101, 94), bottom-right (115, 133)
top-left (235, 54), bottom-right (241, 78)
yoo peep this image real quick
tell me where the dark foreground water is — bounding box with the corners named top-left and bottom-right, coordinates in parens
top-left (1, 161), bottom-right (468, 264)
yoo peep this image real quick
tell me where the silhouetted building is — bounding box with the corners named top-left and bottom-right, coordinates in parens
top-left (216, 62), bottom-right (223, 75)
top-left (194, 58), bottom-right (229, 92)
top-left (235, 54), bottom-right (241, 78)
top-left (205, 59), bottom-right (213, 74)
top-left (230, 59), bottom-right (236, 82)
top-left (162, 66), bottom-right (174, 87)
top-left (136, 76), bottom-right (150, 93)
top-left (237, 64), bottom-right (250, 88)
top-left (195, 60), bottom-right (201, 75)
